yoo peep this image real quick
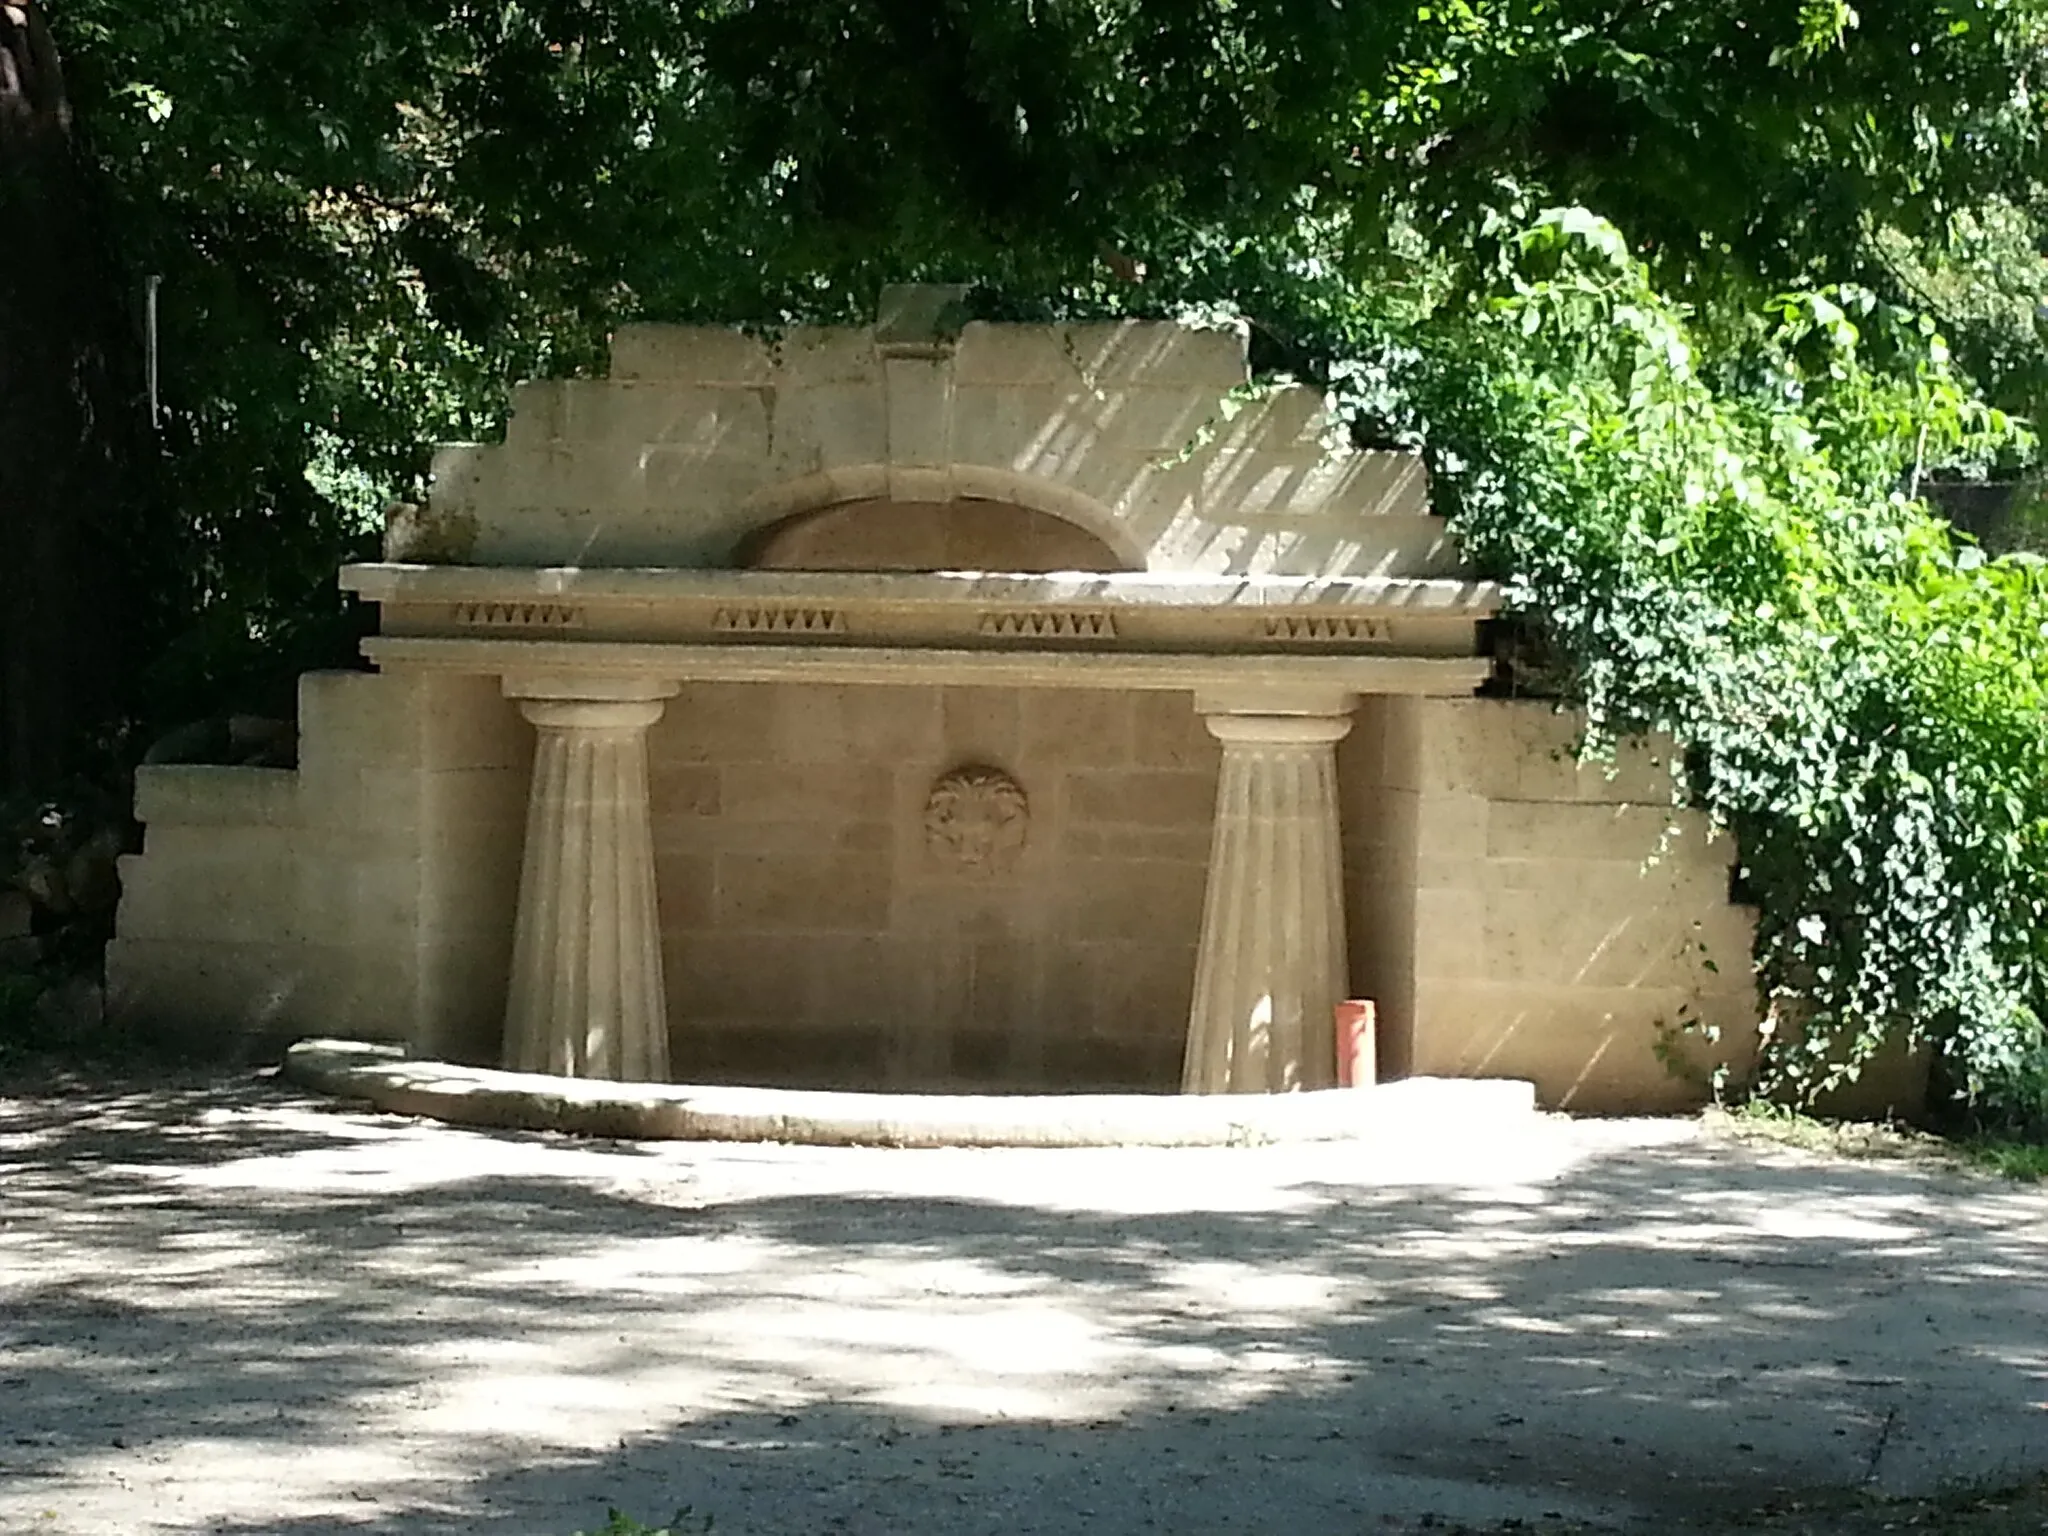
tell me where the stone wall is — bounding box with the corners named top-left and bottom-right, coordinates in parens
top-left (1339, 699), bottom-right (1418, 1081)
top-left (114, 675), bottom-right (1762, 1111)
top-left (649, 688), bottom-right (1758, 1104)
top-left (650, 682), bottom-right (1217, 1090)
top-left (109, 671), bottom-right (528, 1060)
top-left (404, 321), bottom-right (1455, 581)
top-left (108, 764), bottom-right (314, 1052)
top-left (1359, 697), bottom-right (1760, 1111)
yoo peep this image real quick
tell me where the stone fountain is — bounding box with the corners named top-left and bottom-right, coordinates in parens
top-left (110, 287), bottom-right (1764, 1121)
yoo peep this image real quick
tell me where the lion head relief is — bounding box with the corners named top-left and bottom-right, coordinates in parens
top-left (922, 766), bottom-right (1029, 874)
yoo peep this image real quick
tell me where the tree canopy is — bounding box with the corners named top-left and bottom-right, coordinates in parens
top-left (12, 0), bottom-right (2048, 1115)
top-left (56, 2), bottom-right (2048, 461)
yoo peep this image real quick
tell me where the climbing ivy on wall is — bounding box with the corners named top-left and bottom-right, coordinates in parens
top-left (1338, 214), bottom-right (2048, 1118)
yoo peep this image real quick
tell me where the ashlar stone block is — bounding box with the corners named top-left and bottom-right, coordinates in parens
top-left (609, 325), bottom-right (774, 384)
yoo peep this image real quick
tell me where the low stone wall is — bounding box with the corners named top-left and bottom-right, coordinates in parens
top-left (108, 670), bottom-right (529, 1060)
top-left (1350, 698), bottom-right (1760, 1112)
top-left (107, 764), bottom-right (313, 1054)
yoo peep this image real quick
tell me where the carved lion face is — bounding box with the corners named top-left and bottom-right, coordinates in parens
top-left (923, 766), bottom-right (1029, 873)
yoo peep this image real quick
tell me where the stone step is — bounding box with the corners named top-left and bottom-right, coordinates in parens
top-left (283, 1037), bottom-right (1536, 1149)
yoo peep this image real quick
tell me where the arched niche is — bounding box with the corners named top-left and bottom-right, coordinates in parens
top-left (735, 497), bottom-right (1139, 574)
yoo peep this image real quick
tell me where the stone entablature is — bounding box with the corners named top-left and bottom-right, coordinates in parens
top-left (344, 566), bottom-right (1499, 659)
top-left (358, 638), bottom-right (1492, 700)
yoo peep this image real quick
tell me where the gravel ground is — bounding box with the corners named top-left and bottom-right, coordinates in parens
top-left (3, 1070), bottom-right (2047, 1535)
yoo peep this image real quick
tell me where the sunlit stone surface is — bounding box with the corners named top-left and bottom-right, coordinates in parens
top-left (502, 681), bottom-right (675, 1081)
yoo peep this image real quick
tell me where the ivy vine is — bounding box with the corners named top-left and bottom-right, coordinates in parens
top-left (1301, 210), bottom-right (2048, 1121)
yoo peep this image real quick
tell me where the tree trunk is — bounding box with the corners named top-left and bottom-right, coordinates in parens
top-left (0, 0), bottom-right (147, 800)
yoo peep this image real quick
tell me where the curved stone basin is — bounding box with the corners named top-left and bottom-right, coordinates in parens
top-left (282, 1039), bottom-right (1536, 1149)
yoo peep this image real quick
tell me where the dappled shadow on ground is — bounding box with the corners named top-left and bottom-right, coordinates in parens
top-left (3, 1073), bottom-right (2046, 1535)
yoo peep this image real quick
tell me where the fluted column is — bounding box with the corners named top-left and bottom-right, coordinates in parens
top-left (502, 677), bottom-right (677, 1081)
top-left (1183, 699), bottom-right (1354, 1094)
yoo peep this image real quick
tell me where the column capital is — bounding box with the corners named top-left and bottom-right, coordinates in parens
top-left (1193, 684), bottom-right (1356, 721)
top-left (1202, 713), bottom-right (1353, 748)
top-left (503, 673), bottom-right (679, 705)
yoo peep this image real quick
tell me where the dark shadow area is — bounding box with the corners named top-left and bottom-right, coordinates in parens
top-left (1927, 480), bottom-right (2046, 557)
top-left (3, 1075), bottom-right (2046, 1535)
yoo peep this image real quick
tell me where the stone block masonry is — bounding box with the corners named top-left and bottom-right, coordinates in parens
top-left (648, 682), bottom-right (1217, 1091)
top-left (112, 299), bottom-right (1768, 1112)
top-left (1345, 696), bottom-right (1760, 1111)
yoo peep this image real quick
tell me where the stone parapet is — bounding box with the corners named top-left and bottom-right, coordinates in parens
top-left (401, 308), bottom-right (1460, 579)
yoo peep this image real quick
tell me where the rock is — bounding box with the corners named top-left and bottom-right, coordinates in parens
top-left (142, 717), bottom-right (229, 766)
top-left (226, 715), bottom-right (296, 768)
top-left (18, 852), bottom-right (68, 914)
top-left (383, 501), bottom-right (479, 562)
top-left (144, 715), bottom-right (297, 768)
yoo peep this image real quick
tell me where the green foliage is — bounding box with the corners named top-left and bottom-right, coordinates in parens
top-left (50, 0), bottom-right (2048, 564)
top-left (47, 0), bottom-right (623, 728)
top-left (1965, 1137), bottom-right (2048, 1181)
top-left (1347, 213), bottom-right (2048, 1120)
top-left (1720, 1100), bottom-right (2048, 1182)
top-left (1874, 200), bottom-right (2048, 441)
top-left (1714, 1100), bottom-right (1949, 1163)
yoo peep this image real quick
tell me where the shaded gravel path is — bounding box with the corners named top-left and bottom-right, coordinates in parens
top-left (3, 1071), bottom-right (2046, 1535)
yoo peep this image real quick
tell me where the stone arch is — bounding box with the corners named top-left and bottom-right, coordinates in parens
top-left (730, 464), bottom-right (1148, 572)
top-left (739, 498), bottom-right (1136, 573)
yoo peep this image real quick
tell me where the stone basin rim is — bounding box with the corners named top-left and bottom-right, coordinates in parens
top-left (282, 1039), bottom-right (1538, 1149)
